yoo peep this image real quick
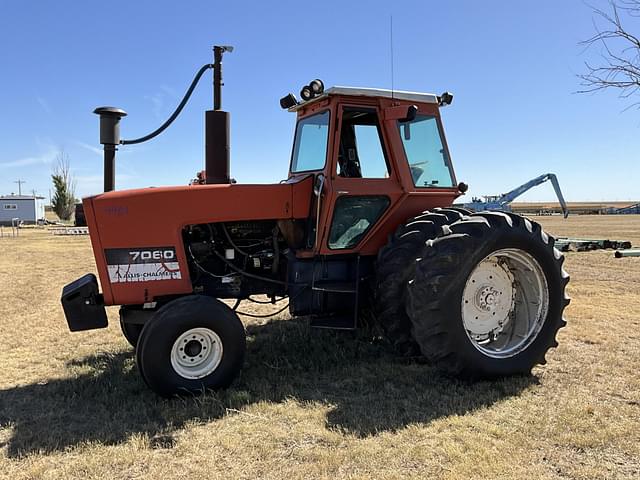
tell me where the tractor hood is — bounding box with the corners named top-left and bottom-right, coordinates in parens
top-left (83, 175), bottom-right (313, 305)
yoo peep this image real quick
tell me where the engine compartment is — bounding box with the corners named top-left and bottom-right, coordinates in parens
top-left (183, 220), bottom-right (293, 299)
top-left (182, 218), bottom-right (370, 322)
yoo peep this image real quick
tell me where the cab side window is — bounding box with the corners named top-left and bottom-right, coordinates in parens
top-left (337, 108), bottom-right (389, 179)
top-left (398, 115), bottom-right (454, 187)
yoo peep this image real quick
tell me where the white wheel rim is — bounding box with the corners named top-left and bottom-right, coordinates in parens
top-left (461, 248), bottom-right (549, 358)
top-left (170, 327), bottom-right (223, 379)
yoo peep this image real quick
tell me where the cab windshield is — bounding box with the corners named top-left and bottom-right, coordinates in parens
top-left (290, 111), bottom-right (330, 173)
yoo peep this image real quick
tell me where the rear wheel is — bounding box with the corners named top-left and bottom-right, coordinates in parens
top-left (406, 211), bottom-right (569, 377)
top-left (136, 295), bottom-right (246, 396)
top-left (374, 208), bottom-right (471, 354)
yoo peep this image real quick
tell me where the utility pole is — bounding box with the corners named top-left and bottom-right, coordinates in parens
top-left (14, 179), bottom-right (26, 196)
top-left (31, 189), bottom-right (38, 198)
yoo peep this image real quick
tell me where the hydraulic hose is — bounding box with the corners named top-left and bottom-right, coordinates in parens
top-left (121, 63), bottom-right (214, 145)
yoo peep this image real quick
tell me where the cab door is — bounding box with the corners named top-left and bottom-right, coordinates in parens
top-left (318, 104), bottom-right (403, 255)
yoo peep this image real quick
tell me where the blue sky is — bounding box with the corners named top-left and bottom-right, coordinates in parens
top-left (0, 0), bottom-right (638, 202)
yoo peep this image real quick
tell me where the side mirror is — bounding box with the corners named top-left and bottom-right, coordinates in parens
top-left (404, 105), bottom-right (418, 122)
top-left (384, 104), bottom-right (419, 122)
top-left (458, 182), bottom-right (469, 193)
top-left (314, 174), bottom-right (325, 196)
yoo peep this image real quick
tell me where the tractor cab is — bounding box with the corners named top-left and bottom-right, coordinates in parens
top-left (283, 85), bottom-right (461, 257)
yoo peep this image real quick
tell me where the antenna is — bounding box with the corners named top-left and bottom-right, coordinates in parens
top-left (390, 15), bottom-right (395, 100)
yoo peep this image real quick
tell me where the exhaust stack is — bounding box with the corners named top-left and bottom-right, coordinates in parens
top-left (205, 45), bottom-right (233, 184)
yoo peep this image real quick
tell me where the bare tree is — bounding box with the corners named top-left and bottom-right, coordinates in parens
top-left (51, 150), bottom-right (76, 221)
top-left (579, 1), bottom-right (640, 105)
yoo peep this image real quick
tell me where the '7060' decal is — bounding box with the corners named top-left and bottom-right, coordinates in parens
top-left (105, 247), bottom-right (181, 283)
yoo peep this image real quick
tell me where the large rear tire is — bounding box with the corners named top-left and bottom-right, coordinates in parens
top-left (406, 211), bottom-right (569, 377)
top-left (374, 208), bottom-right (471, 354)
top-left (136, 295), bottom-right (246, 396)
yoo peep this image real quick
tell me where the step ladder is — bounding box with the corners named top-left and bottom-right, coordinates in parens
top-left (309, 256), bottom-right (361, 330)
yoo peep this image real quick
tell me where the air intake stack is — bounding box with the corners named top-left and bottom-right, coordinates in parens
top-left (93, 107), bottom-right (127, 192)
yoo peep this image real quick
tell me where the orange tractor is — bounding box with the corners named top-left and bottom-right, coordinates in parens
top-left (62, 47), bottom-right (569, 396)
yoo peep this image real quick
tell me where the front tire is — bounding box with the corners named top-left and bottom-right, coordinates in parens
top-left (120, 306), bottom-right (158, 348)
top-left (136, 295), bottom-right (246, 396)
top-left (119, 317), bottom-right (143, 348)
top-left (407, 211), bottom-right (570, 377)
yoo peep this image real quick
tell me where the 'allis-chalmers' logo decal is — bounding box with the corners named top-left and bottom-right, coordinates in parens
top-left (105, 247), bottom-right (181, 283)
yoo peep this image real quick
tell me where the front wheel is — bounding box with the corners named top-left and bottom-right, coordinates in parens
top-left (136, 295), bottom-right (246, 396)
top-left (120, 319), bottom-right (143, 348)
top-left (407, 211), bottom-right (570, 377)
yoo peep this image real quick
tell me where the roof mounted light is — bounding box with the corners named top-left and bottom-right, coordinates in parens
top-left (300, 85), bottom-right (313, 101)
top-left (300, 79), bottom-right (325, 102)
top-left (309, 79), bottom-right (324, 95)
top-left (280, 93), bottom-right (299, 109)
top-left (438, 91), bottom-right (454, 107)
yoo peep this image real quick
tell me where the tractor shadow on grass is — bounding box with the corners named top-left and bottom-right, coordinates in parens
top-left (0, 317), bottom-right (537, 457)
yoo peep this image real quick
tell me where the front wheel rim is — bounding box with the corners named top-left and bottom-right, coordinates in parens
top-left (170, 327), bottom-right (223, 379)
top-left (461, 248), bottom-right (549, 358)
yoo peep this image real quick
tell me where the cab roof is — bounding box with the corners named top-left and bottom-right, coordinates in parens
top-left (288, 86), bottom-right (439, 112)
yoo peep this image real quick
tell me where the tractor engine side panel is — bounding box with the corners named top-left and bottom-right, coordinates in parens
top-left (86, 177), bottom-right (313, 306)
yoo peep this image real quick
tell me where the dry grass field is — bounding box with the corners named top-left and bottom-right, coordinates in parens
top-left (1, 215), bottom-right (639, 479)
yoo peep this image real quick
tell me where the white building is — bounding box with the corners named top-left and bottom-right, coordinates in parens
top-left (0, 195), bottom-right (46, 225)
